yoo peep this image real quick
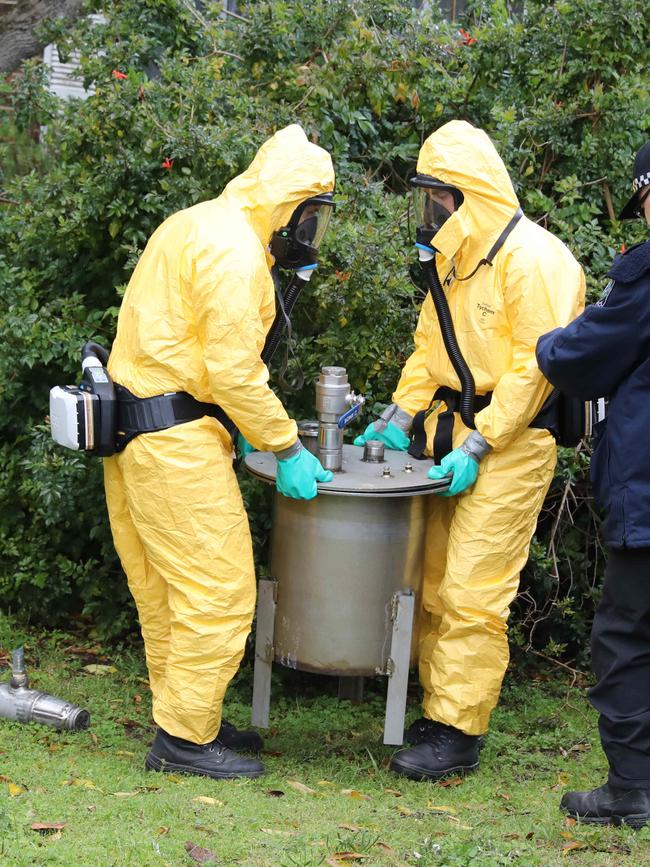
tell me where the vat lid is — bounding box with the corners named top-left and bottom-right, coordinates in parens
top-left (245, 444), bottom-right (450, 498)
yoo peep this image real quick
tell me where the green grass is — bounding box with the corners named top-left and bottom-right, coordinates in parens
top-left (0, 617), bottom-right (648, 866)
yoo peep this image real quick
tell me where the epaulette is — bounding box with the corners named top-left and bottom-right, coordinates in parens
top-left (607, 238), bottom-right (650, 284)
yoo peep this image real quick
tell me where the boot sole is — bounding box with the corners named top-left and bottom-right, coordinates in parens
top-left (389, 757), bottom-right (479, 782)
top-left (145, 753), bottom-right (264, 780)
top-left (562, 810), bottom-right (649, 829)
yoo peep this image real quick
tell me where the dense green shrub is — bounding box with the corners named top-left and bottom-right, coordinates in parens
top-left (1, 0), bottom-right (649, 658)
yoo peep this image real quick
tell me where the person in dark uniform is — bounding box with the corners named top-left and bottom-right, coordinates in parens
top-left (536, 139), bottom-right (650, 828)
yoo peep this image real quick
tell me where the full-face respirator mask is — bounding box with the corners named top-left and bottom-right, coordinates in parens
top-left (410, 174), bottom-right (464, 249)
top-left (269, 193), bottom-right (335, 270)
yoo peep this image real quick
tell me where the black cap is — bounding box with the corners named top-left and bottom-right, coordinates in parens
top-left (619, 139), bottom-right (650, 220)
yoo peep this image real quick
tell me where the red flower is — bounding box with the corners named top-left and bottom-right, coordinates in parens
top-left (161, 158), bottom-right (174, 170)
top-left (111, 70), bottom-right (128, 80)
top-left (459, 28), bottom-right (477, 46)
top-left (620, 243), bottom-right (627, 253)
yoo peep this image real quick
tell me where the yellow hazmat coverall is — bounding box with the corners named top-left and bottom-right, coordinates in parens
top-left (393, 120), bottom-right (585, 735)
top-left (104, 125), bottom-right (335, 744)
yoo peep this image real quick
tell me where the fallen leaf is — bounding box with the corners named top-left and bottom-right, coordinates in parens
top-left (135, 785), bottom-right (161, 793)
top-left (63, 778), bottom-right (97, 790)
top-left (31, 822), bottom-right (65, 834)
top-left (338, 824), bottom-right (362, 832)
top-left (330, 854), bottom-right (369, 862)
top-left (185, 841), bottom-right (218, 863)
top-left (564, 817), bottom-right (577, 827)
top-left (550, 772), bottom-right (571, 791)
top-left (163, 774), bottom-right (184, 784)
top-left (569, 743), bottom-right (590, 752)
top-left (156, 826), bottom-right (169, 836)
top-left (497, 792), bottom-right (512, 801)
top-left (427, 803), bottom-right (456, 815)
top-left (504, 833), bottom-right (520, 840)
top-left (192, 796), bottom-right (223, 806)
top-left (287, 780), bottom-right (317, 795)
top-left (86, 805), bottom-right (96, 813)
top-left (562, 841), bottom-right (587, 855)
top-left (266, 789), bottom-right (285, 798)
top-left (112, 791), bottom-right (139, 798)
top-left (8, 783), bottom-right (25, 797)
top-left (47, 743), bottom-right (62, 754)
top-left (0, 775), bottom-right (11, 783)
top-left (383, 788), bottom-right (402, 797)
top-left (133, 694), bottom-right (142, 705)
top-left (376, 842), bottom-right (395, 853)
top-left (438, 776), bottom-right (463, 788)
top-left (116, 750), bottom-right (134, 757)
top-left (340, 789), bottom-right (371, 800)
top-left (526, 832), bottom-right (534, 840)
top-left (317, 780), bottom-right (335, 787)
top-left (82, 664), bottom-right (117, 675)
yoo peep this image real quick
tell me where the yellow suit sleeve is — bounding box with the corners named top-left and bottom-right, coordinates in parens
top-left (475, 253), bottom-right (586, 451)
top-left (392, 293), bottom-right (439, 416)
top-left (191, 244), bottom-right (297, 453)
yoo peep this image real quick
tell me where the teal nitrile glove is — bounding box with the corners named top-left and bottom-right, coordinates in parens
top-left (353, 403), bottom-right (412, 452)
top-left (427, 430), bottom-right (491, 497)
top-left (237, 433), bottom-right (255, 457)
top-left (276, 444), bottom-right (333, 500)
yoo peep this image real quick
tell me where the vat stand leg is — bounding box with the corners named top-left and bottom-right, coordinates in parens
top-left (338, 676), bottom-right (365, 702)
top-left (383, 591), bottom-right (415, 746)
top-left (251, 579), bottom-right (277, 729)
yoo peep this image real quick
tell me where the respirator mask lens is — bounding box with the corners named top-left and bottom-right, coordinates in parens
top-left (294, 201), bottom-right (333, 251)
top-left (270, 193), bottom-right (335, 269)
top-left (412, 186), bottom-right (453, 236)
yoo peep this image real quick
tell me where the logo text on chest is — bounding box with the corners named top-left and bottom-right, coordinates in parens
top-left (476, 302), bottom-right (496, 320)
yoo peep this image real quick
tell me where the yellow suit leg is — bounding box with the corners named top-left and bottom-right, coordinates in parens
top-left (104, 456), bottom-right (170, 701)
top-left (104, 417), bottom-right (256, 744)
top-left (420, 427), bottom-right (556, 735)
top-left (418, 495), bottom-right (455, 687)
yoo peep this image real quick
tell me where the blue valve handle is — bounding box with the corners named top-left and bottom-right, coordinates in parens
top-left (338, 403), bottom-right (363, 429)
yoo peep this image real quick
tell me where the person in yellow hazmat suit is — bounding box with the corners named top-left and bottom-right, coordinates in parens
top-left (356, 120), bottom-right (585, 780)
top-left (103, 124), bottom-right (335, 780)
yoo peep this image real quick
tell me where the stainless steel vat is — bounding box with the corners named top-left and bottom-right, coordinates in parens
top-left (246, 445), bottom-right (445, 675)
top-left (271, 491), bottom-right (426, 675)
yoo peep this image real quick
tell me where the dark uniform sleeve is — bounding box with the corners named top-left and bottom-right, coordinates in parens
top-left (536, 283), bottom-right (645, 400)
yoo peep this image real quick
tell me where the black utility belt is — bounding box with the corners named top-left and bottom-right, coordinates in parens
top-left (408, 387), bottom-right (556, 463)
top-left (115, 385), bottom-right (236, 452)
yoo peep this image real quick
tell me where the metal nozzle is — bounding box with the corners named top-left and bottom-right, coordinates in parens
top-left (0, 647), bottom-right (90, 731)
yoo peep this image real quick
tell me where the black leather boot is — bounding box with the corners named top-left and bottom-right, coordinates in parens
top-left (561, 783), bottom-right (650, 828)
top-left (405, 716), bottom-right (485, 750)
top-left (217, 719), bottom-right (264, 754)
top-left (145, 728), bottom-right (264, 779)
top-left (390, 721), bottom-right (480, 781)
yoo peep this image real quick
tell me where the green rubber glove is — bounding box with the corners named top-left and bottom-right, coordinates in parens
top-left (428, 450), bottom-right (478, 496)
top-left (237, 433), bottom-right (255, 457)
top-left (427, 428), bottom-right (493, 496)
top-left (276, 446), bottom-right (334, 500)
top-left (354, 420), bottom-right (410, 452)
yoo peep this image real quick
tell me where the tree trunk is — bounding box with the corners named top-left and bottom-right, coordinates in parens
top-left (0, 0), bottom-right (85, 74)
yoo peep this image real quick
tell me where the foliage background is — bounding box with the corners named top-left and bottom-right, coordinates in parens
top-left (1, 0), bottom-right (649, 657)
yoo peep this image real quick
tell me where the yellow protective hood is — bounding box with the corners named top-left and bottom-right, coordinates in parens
top-left (416, 120), bottom-right (519, 271)
top-left (221, 124), bottom-right (335, 246)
